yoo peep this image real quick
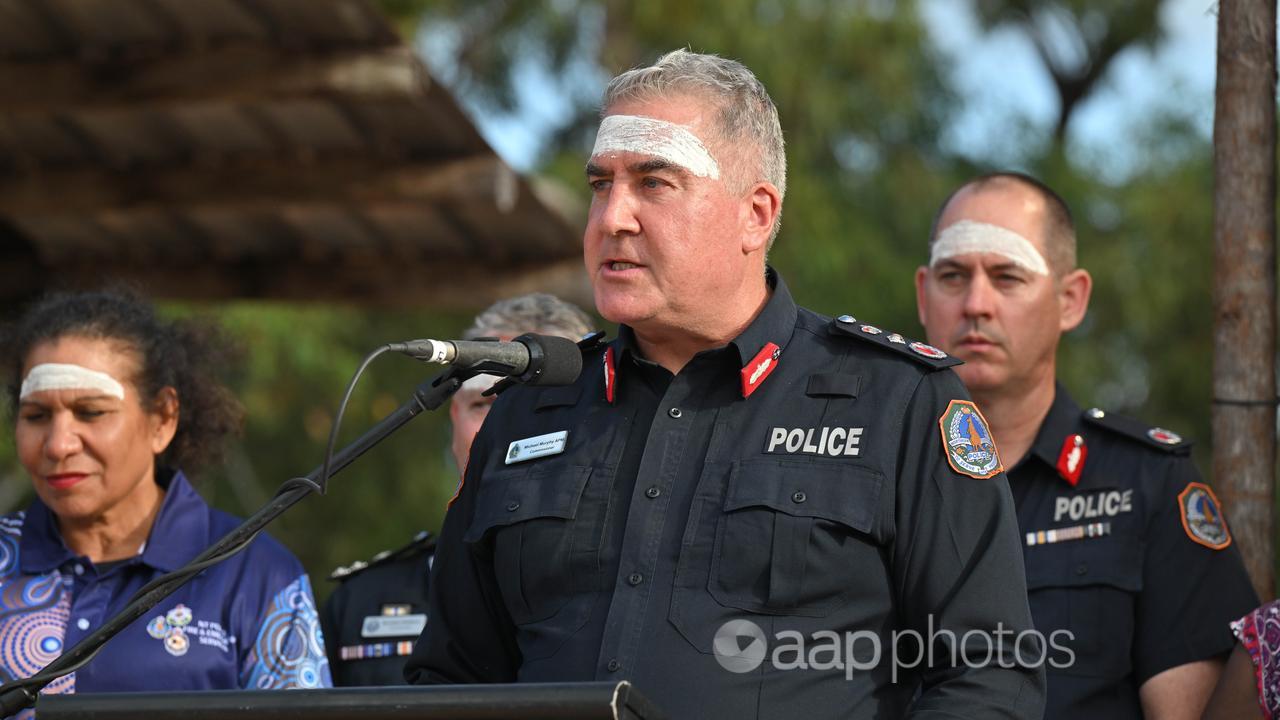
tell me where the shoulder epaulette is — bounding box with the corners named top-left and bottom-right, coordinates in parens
top-left (1081, 407), bottom-right (1192, 454)
top-left (329, 530), bottom-right (435, 581)
top-left (828, 315), bottom-right (962, 369)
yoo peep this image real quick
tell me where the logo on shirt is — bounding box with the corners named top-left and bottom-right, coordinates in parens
top-left (766, 427), bottom-right (864, 457)
top-left (939, 400), bottom-right (1002, 479)
top-left (1178, 482), bottom-right (1232, 550)
top-left (146, 603), bottom-right (233, 657)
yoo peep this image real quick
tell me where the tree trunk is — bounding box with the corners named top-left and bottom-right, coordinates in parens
top-left (1213, 0), bottom-right (1277, 601)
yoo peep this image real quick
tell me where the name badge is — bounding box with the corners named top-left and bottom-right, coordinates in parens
top-left (505, 430), bottom-right (568, 465)
top-left (361, 614), bottom-right (427, 638)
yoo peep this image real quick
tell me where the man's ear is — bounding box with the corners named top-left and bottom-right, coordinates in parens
top-left (1059, 268), bottom-right (1092, 332)
top-left (914, 266), bottom-right (930, 327)
top-left (741, 181), bottom-right (782, 254)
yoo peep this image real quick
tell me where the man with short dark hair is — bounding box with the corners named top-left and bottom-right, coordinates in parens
top-left (320, 293), bottom-right (592, 686)
top-left (915, 172), bottom-right (1258, 719)
top-left (408, 51), bottom-right (1045, 719)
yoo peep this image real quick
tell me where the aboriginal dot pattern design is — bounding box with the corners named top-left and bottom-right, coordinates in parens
top-left (243, 575), bottom-right (328, 689)
top-left (0, 514), bottom-right (75, 720)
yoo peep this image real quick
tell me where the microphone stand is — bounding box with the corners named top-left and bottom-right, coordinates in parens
top-left (0, 369), bottom-right (470, 717)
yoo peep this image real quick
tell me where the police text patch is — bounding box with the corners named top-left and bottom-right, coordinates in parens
top-left (766, 427), bottom-right (863, 457)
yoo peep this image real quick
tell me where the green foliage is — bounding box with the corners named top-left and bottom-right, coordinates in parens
top-left (0, 0), bottom-right (1245, 595)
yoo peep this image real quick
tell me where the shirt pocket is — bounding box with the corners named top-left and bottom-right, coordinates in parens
top-left (669, 457), bottom-right (886, 653)
top-left (710, 457), bottom-right (883, 616)
top-left (1025, 539), bottom-right (1142, 679)
top-left (464, 464), bottom-right (600, 660)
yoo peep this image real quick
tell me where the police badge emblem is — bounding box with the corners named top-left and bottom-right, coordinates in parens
top-left (1178, 482), bottom-right (1232, 550)
top-left (938, 400), bottom-right (1003, 479)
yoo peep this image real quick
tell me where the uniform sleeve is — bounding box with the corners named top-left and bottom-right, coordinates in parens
top-left (893, 370), bottom-right (1046, 719)
top-left (319, 580), bottom-right (347, 686)
top-left (240, 573), bottom-right (334, 689)
top-left (403, 427), bottom-right (521, 684)
top-left (1133, 457), bottom-right (1259, 683)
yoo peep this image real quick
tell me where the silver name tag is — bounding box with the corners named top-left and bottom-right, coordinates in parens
top-left (361, 614), bottom-right (427, 638)
top-left (505, 430), bottom-right (568, 465)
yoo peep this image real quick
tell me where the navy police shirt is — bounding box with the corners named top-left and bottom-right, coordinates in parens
top-left (408, 270), bottom-right (1046, 719)
top-left (1011, 385), bottom-right (1258, 719)
top-left (0, 469), bottom-right (330, 716)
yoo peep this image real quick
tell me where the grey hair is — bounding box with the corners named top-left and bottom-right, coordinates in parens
top-left (462, 293), bottom-right (594, 342)
top-left (601, 48), bottom-right (787, 244)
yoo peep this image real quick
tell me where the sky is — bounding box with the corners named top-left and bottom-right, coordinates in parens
top-left (922, 0), bottom-right (1218, 176)
top-left (418, 0), bottom-right (1222, 179)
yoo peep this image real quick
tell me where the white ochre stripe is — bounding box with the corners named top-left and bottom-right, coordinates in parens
top-left (931, 220), bottom-right (1050, 276)
top-left (20, 363), bottom-right (125, 400)
top-left (591, 115), bottom-right (721, 180)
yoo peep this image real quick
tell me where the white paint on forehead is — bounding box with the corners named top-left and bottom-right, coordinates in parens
top-left (590, 114), bottom-right (721, 180)
top-left (20, 363), bottom-right (126, 401)
top-left (930, 220), bottom-right (1050, 276)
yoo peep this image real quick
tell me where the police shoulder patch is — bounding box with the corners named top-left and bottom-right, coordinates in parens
top-left (938, 399), bottom-right (1003, 479)
top-left (329, 531), bottom-right (435, 581)
top-left (1178, 482), bottom-right (1232, 550)
top-left (1080, 407), bottom-right (1191, 454)
top-left (828, 316), bottom-right (962, 369)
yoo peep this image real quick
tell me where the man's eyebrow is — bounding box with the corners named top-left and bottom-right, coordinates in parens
top-left (585, 162), bottom-right (608, 178)
top-left (632, 158), bottom-right (687, 176)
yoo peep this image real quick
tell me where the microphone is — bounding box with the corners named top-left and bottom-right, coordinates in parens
top-left (387, 333), bottom-right (583, 387)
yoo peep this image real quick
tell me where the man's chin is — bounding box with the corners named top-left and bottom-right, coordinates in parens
top-left (952, 361), bottom-right (1008, 395)
top-left (594, 290), bottom-right (656, 327)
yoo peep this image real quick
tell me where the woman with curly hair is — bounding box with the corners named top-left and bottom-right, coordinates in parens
top-left (1, 289), bottom-right (329, 708)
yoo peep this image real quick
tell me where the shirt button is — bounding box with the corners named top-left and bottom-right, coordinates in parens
top-left (627, 572), bottom-right (644, 586)
top-left (668, 407), bottom-right (682, 419)
top-left (645, 486), bottom-right (661, 499)
top-left (1074, 564), bottom-right (1088, 576)
top-left (73, 563), bottom-right (85, 576)
top-left (792, 491), bottom-right (807, 503)
top-left (506, 501), bottom-right (520, 512)
top-left (607, 659), bottom-right (620, 672)
top-left (76, 618), bottom-right (90, 631)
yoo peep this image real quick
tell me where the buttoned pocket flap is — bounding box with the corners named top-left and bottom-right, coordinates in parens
top-left (724, 458), bottom-right (881, 533)
top-left (464, 465), bottom-right (592, 542)
top-left (1024, 539), bottom-right (1142, 592)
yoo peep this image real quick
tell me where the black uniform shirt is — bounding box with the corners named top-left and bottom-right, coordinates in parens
top-left (321, 533), bottom-right (434, 686)
top-left (1010, 385), bottom-right (1259, 719)
top-left (408, 270), bottom-right (1046, 719)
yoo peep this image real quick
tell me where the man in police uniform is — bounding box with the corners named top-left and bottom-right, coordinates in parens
top-left (321, 293), bottom-right (592, 686)
top-left (406, 50), bottom-right (1046, 718)
top-left (914, 172), bottom-right (1259, 719)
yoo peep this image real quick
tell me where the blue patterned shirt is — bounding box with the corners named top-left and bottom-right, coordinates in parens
top-left (0, 469), bottom-right (330, 715)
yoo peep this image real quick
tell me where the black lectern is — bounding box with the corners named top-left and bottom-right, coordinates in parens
top-left (35, 682), bottom-right (666, 720)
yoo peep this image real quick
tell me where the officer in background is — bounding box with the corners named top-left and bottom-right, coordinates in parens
top-left (407, 50), bottom-right (1045, 719)
top-left (320, 293), bottom-right (593, 686)
top-left (914, 172), bottom-right (1259, 719)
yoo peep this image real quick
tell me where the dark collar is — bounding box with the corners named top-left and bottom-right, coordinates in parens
top-left (1026, 382), bottom-right (1085, 472)
top-left (613, 266), bottom-right (798, 369)
top-left (21, 469), bottom-right (210, 574)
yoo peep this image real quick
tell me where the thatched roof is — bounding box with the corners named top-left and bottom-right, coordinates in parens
top-left (0, 0), bottom-right (586, 306)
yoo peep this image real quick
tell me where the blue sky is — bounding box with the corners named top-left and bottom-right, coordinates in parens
top-left (418, 0), bottom-right (1220, 179)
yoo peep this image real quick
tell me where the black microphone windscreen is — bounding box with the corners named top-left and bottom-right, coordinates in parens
top-left (523, 334), bottom-right (583, 386)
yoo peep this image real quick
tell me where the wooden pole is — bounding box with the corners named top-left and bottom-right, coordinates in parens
top-left (1212, 0), bottom-right (1277, 601)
